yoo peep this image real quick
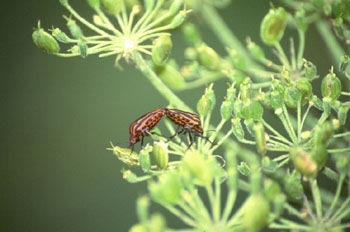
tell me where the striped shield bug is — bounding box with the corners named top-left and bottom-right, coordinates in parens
top-left (129, 108), bottom-right (166, 152)
top-left (165, 108), bottom-right (212, 147)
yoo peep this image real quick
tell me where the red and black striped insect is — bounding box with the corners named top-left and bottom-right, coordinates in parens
top-left (129, 108), bottom-right (166, 152)
top-left (165, 108), bottom-right (212, 147)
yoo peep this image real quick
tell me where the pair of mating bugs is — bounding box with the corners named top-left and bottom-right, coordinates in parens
top-left (129, 108), bottom-right (211, 152)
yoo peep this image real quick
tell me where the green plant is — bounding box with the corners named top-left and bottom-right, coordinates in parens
top-left (33, 0), bottom-right (350, 231)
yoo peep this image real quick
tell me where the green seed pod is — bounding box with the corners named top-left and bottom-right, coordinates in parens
top-left (32, 25), bottom-right (60, 54)
top-left (237, 161), bottom-right (251, 176)
top-left (231, 117), bottom-right (244, 141)
top-left (220, 99), bottom-right (233, 121)
top-left (129, 224), bottom-right (148, 232)
top-left (254, 122), bottom-right (267, 156)
top-left (51, 28), bottom-right (71, 43)
top-left (239, 78), bottom-right (252, 102)
top-left (87, 0), bottom-right (100, 8)
top-left (148, 173), bottom-right (182, 205)
top-left (335, 155), bottom-right (350, 175)
top-left (182, 23), bottom-right (201, 45)
top-left (111, 145), bottom-right (139, 166)
top-left (78, 41), bottom-right (88, 58)
top-left (182, 151), bottom-right (216, 186)
top-left (122, 170), bottom-right (139, 183)
top-left (228, 48), bottom-right (246, 69)
top-left (154, 64), bottom-right (185, 90)
top-left (296, 78), bottom-right (312, 105)
top-left (197, 84), bottom-right (215, 116)
top-left (340, 55), bottom-right (350, 79)
top-left (304, 60), bottom-right (317, 79)
top-left (152, 35), bottom-right (173, 66)
top-left (284, 86), bottom-right (302, 109)
top-left (136, 196), bottom-right (149, 223)
top-left (311, 145), bottom-right (328, 170)
top-left (260, 7), bottom-right (289, 46)
top-left (101, 0), bottom-right (122, 15)
top-left (314, 121), bottom-right (333, 146)
top-left (169, 10), bottom-right (187, 29)
top-left (290, 148), bottom-right (317, 178)
top-left (226, 82), bottom-right (237, 104)
top-left (283, 171), bottom-right (303, 201)
top-left (321, 72), bottom-right (342, 100)
top-left (139, 145), bottom-right (153, 172)
top-left (148, 213), bottom-right (167, 232)
top-left (196, 44), bottom-right (221, 71)
top-left (337, 105), bottom-right (349, 125)
top-left (264, 179), bottom-right (281, 201)
top-left (295, 8), bottom-right (307, 32)
top-left (242, 194), bottom-right (270, 232)
top-left (153, 141), bottom-right (169, 169)
top-left (66, 18), bottom-right (84, 39)
top-left (241, 100), bottom-right (264, 120)
top-left (270, 90), bottom-right (283, 109)
top-left (247, 38), bottom-right (265, 60)
top-left (169, 0), bottom-right (183, 15)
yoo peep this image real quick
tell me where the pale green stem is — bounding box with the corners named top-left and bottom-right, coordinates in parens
top-left (214, 178), bottom-right (221, 223)
top-left (133, 52), bottom-right (190, 111)
top-left (221, 190), bottom-right (237, 224)
top-left (200, 4), bottom-right (260, 70)
top-left (297, 28), bottom-right (306, 69)
top-left (262, 119), bottom-right (293, 146)
top-left (275, 43), bottom-right (291, 69)
top-left (310, 179), bottom-right (323, 220)
top-left (163, 204), bottom-right (199, 227)
top-left (316, 20), bottom-right (344, 64)
top-left (61, 1), bottom-right (109, 37)
top-left (324, 174), bottom-right (345, 220)
top-left (329, 196), bottom-right (350, 223)
top-left (328, 148), bottom-right (350, 154)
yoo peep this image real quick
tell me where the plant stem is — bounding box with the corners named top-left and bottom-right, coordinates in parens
top-left (133, 52), bottom-right (190, 111)
top-left (310, 179), bottom-right (323, 221)
top-left (316, 20), bottom-right (344, 64)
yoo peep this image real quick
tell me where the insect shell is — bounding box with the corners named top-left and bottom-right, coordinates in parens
top-left (129, 108), bottom-right (166, 152)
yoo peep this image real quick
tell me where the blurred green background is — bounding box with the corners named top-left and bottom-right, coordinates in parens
top-left (1, 0), bottom-right (332, 231)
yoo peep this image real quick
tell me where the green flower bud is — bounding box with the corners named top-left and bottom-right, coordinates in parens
top-left (51, 28), bottom-right (71, 43)
top-left (260, 7), bottom-right (289, 46)
top-left (140, 145), bottom-right (153, 172)
top-left (87, 0), bottom-right (100, 8)
top-left (246, 38), bottom-right (265, 60)
top-left (101, 0), bottom-right (122, 15)
top-left (337, 105), bottom-right (349, 125)
top-left (148, 172), bottom-right (182, 205)
top-left (284, 86), bottom-right (302, 108)
top-left (254, 122), bottom-right (267, 155)
top-left (242, 194), bottom-right (270, 232)
top-left (304, 60), bottom-right (317, 79)
top-left (196, 44), bottom-right (221, 71)
top-left (154, 64), bottom-right (185, 90)
top-left (311, 145), bottom-right (328, 170)
top-left (321, 71), bottom-right (342, 100)
top-left (148, 213), bottom-right (167, 232)
top-left (241, 100), bottom-right (264, 120)
top-left (152, 35), bottom-right (173, 66)
top-left (197, 84), bottom-right (215, 115)
top-left (226, 82), bottom-right (237, 104)
top-left (284, 171), bottom-right (303, 201)
top-left (78, 41), bottom-right (88, 58)
top-left (239, 78), bottom-right (252, 102)
top-left (220, 99), bottom-right (233, 121)
top-left (153, 141), bottom-right (169, 169)
top-left (169, 10), bottom-right (187, 29)
top-left (182, 23), bottom-right (201, 45)
top-left (32, 24), bottom-right (60, 54)
top-left (182, 150), bottom-right (216, 186)
top-left (290, 148), bottom-right (317, 178)
top-left (296, 78), bottom-right (313, 105)
top-left (237, 161), bottom-right (250, 176)
top-left (129, 224), bottom-right (148, 232)
top-left (231, 117), bottom-right (244, 141)
top-left (270, 90), bottom-right (283, 109)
